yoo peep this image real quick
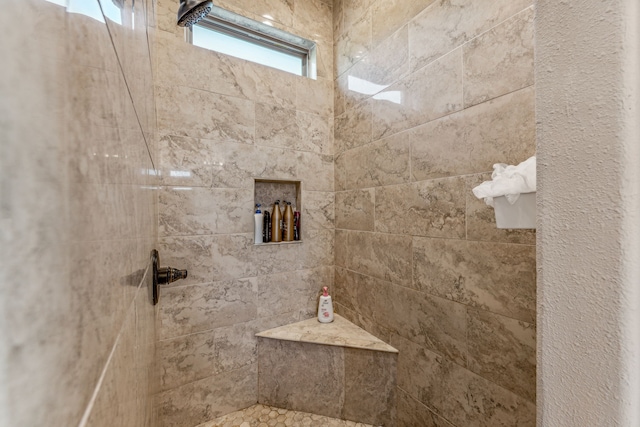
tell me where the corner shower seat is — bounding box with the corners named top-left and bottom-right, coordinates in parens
top-left (255, 315), bottom-right (398, 426)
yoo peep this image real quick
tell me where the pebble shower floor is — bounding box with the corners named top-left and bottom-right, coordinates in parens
top-left (195, 404), bottom-right (376, 427)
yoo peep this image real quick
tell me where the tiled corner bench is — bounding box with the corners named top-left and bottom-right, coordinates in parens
top-left (256, 315), bottom-right (398, 427)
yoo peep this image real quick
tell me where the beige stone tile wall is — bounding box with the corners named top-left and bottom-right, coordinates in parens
top-left (153, 0), bottom-right (335, 425)
top-left (1, 0), bottom-right (158, 426)
top-left (333, 0), bottom-right (536, 426)
top-left (257, 338), bottom-right (396, 426)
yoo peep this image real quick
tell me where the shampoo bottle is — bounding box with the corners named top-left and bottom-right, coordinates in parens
top-left (254, 204), bottom-right (263, 245)
top-left (317, 286), bottom-right (334, 323)
top-left (283, 201), bottom-right (294, 241)
top-left (271, 200), bottom-right (282, 243)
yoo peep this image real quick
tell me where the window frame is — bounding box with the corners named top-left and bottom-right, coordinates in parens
top-left (186, 6), bottom-right (317, 79)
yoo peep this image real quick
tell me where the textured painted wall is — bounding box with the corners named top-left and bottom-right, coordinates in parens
top-left (536, 0), bottom-right (640, 425)
top-left (0, 1), bottom-right (159, 426)
top-left (152, 1), bottom-right (335, 425)
top-left (332, 0), bottom-right (537, 425)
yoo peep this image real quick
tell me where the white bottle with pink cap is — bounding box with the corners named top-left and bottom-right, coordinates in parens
top-left (317, 286), bottom-right (334, 323)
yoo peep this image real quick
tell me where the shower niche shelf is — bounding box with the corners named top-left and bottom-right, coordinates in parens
top-left (254, 178), bottom-right (302, 246)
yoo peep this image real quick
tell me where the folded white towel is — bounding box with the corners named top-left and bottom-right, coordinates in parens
top-left (472, 156), bottom-right (536, 207)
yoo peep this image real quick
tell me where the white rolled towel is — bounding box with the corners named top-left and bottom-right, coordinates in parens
top-left (472, 156), bottom-right (536, 207)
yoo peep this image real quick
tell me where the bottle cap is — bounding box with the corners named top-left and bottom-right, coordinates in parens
top-left (255, 204), bottom-right (261, 213)
top-left (322, 287), bottom-right (329, 297)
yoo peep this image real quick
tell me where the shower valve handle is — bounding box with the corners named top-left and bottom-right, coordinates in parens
top-left (151, 250), bottom-right (188, 305)
top-left (157, 267), bottom-right (188, 285)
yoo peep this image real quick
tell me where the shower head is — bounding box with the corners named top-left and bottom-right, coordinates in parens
top-left (177, 0), bottom-right (213, 27)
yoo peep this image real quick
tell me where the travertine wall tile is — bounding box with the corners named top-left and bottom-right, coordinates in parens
top-left (155, 30), bottom-right (257, 100)
top-left (293, 0), bottom-right (332, 41)
top-left (159, 187), bottom-right (253, 236)
top-left (158, 134), bottom-right (214, 187)
top-left (257, 267), bottom-right (333, 318)
top-left (335, 230), bottom-right (349, 268)
top-left (254, 66), bottom-right (297, 109)
top-left (158, 331), bottom-right (217, 392)
top-left (391, 333), bottom-right (535, 426)
top-left (371, 0), bottom-right (437, 46)
top-left (409, 0), bottom-right (533, 73)
top-left (302, 191), bottom-right (335, 230)
top-left (258, 339), bottom-right (345, 419)
top-left (466, 87), bottom-right (536, 173)
top-left (391, 333), bottom-right (468, 425)
top-left (333, 267), bottom-right (383, 323)
top-left (158, 278), bottom-right (258, 340)
top-left (385, 286), bottom-right (467, 365)
top-left (296, 77), bottom-right (334, 117)
top-left (212, 143), bottom-right (298, 189)
top-left (253, 229), bottom-right (334, 276)
top-left (155, 364), bottom-right (258, 427)
top-left (397, 389), bottom-right (455, 427)
top-left (346, 231), bottom-right (412, 287)
top-left (334, 303), bottom-right (394, 345)
top-left (335, 99), bottom-right (373, 153)
top-left (157, 235), bottom-right (217, 286)
top-left (156, 85), bottom-right (255, 144)
top-left (371, 48), bottom-right (463, 140)
top-left (335, 189), bottom-right (375, 231)
top-left (297, 151), bottom-right (335, 192)
top-left (297, 111), bottom-right (333, 155)
top-left (343, 132), bottom-right (411, 189)
top-left (209, 234), bottom-right (259, 281)
top-left (257, 331), bottom-right (396, 426)
top-left (465, 371), bottom-right (535, 426)
top-left (410, 114), bottom-right (472, 181)
top-left (343, 348), bottom-right (397, 426)
top-left (342, 25), bottom-right (410, 112)
top-left (343, 0), bottom-right (375, 32)
top-left (463, 7), bottom-right (535, 107)
top-left (334, 10), bottom-right (372, 77)
top-left (375, 178), bottom-right (466, 238)
top-left (255, 103), bottom-right (298, 150)
top-left (413, 237), bottom-right (536, 323)
top-left (467, 309), bottom-right (536, 402)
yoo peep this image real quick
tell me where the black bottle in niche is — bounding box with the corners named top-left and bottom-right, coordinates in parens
top-left (263, 210), bottom-right (271, 243)
top-left (293, 210), bottom-right (300, 241)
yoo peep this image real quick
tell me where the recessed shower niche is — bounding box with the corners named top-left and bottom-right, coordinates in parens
top-left (254, 179), bottom-right (302, 245)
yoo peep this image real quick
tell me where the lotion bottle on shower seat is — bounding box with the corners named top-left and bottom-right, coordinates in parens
top-left (318, 286), bottom-right (334, 323)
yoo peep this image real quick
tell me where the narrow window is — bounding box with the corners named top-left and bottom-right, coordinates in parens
top-left (188, 6), bottom-right (317, 78)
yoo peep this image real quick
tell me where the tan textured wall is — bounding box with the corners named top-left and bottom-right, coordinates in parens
top-left (0, 1), bottom-right (158, 426)
top-left (332, 0), bottom-right (537, 425)
top-left (536, 0), bottom-right (640, 425)
top-left (153, 1), bottom-right (335, 426)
